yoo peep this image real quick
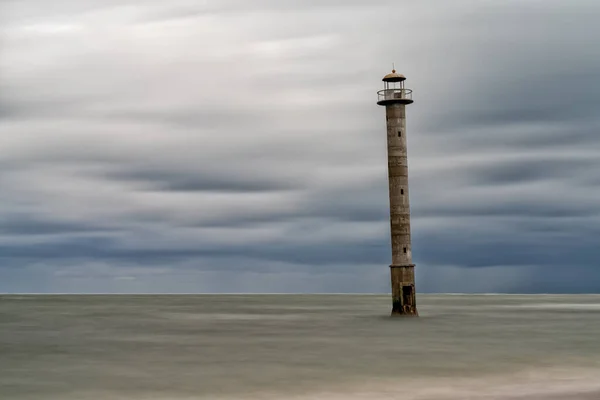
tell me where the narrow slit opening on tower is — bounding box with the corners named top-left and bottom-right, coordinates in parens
top-left (403, 247), bottom-right (407, 254)
top-left (398, 130), bottom-right (402, 137)
top-left (401, 189), bottom-right (404, 195)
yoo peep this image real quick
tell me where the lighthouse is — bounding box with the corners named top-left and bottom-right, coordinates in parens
top-left (377, 70), bottom-right (418, 317)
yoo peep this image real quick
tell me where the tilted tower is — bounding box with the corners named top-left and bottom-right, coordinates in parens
top-left (377, 70), bottom-right (418, 317)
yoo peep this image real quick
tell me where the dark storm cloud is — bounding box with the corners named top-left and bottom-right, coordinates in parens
top-left (435, 69), bottom-right (600, 132)
top-left (414, 202), bottom-right (598, 219)
top-left (1, 0), bottom-right (600, 293)
top-left (106, 169), bottom-right (301, 193)
top-left (0, 238), bottom-right (387, 267)
top-left (466, 159), bottom-right (593, 186)
top-left (0, 215), bottom-right (114, 235)
top-left (413, 231), bottom-right (600, 274)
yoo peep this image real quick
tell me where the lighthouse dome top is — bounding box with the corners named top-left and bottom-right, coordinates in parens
top-left (382, 70), bottom-right (406, 82)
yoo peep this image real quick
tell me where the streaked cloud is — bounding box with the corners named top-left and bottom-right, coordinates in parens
top-left (1, 0), bottom-right (599, 293)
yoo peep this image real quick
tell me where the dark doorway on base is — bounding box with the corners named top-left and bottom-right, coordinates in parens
top-left (402, 285), bottom-right (414, 306)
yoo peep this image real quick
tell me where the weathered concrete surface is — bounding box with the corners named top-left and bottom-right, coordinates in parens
top-left (385, 102), bottom-right (417, 317)
top-left (390, 265), bottom-right (417, 316)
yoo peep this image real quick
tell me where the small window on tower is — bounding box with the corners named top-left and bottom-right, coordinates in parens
top-left (401, 189), bottom-right (404, 195)
top-left (403, 247), bottom-right (407, 254)
top-left (398, 130), bottom-right (402, 137)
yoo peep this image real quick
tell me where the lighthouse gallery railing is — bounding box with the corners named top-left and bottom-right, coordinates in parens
top-left (377, 88), bottom-right (413, 103)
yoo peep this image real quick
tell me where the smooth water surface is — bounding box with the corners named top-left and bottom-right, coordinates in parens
top-left (1, 294), bottom-right (600, 399)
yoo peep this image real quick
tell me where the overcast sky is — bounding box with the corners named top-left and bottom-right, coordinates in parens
top-left (1, 0), bottom-right (599, 293)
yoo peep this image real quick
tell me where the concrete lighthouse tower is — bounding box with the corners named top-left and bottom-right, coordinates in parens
top-left (377, 70), bottom-right (418, 317)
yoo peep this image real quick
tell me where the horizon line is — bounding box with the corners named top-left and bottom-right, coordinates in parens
top-left (2, 292), bottom-right (599, 295)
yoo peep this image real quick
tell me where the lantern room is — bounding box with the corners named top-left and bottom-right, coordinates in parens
top-left (377, 70), bottom-right (413, 105)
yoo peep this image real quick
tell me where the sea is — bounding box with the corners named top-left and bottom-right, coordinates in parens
top-left (1, 294), bottom-right (599, 400)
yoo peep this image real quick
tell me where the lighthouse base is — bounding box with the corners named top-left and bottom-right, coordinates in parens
top-left (390, 264), bottom-right (418, 317)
